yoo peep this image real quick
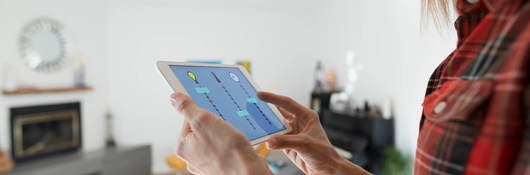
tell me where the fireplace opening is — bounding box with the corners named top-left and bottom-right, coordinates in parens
top-left (9, 102), bottom-right (82, 163)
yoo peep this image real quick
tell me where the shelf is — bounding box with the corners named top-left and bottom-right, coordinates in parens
top-left (2, 86), bottom-right (92, 96)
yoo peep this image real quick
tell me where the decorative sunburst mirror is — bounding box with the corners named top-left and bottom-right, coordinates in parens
top-left (19, 18), bottom-right (68, 72)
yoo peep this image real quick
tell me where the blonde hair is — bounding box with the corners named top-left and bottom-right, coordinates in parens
top-left (421, 0), bottom-right (456, 28)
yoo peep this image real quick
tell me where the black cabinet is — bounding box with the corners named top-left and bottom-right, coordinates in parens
top-left (321, 110), bottom-right (394, 173)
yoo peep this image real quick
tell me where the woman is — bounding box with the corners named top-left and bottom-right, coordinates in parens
top-left (170, 0), bottom-right (529, 174)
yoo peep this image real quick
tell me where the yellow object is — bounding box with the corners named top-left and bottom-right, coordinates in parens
top-left (166, 155), bottom-right (187, 171)
top-left (165, 143), bottom-right (269, 172)
top-left (236, 61), bottom-right (251, 74)
top-left (187, 71), bottom-right (197, 82)
top-left (0, 151), bottom-right (14, 173)
top-left (256, 143), bottom-right (270, 157)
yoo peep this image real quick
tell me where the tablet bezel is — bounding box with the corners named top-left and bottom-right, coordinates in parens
top-left (157, 61), bottom-right (292, 145)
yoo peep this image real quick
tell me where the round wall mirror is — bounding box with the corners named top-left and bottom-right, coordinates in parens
top-left (19, 18), bottom-right (67, 72)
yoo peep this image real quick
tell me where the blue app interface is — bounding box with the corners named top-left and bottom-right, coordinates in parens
top-left (170, 65), bottom-right (286, 140)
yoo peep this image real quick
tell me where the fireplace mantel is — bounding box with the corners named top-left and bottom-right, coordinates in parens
top-left (2, 86), bottom-right (92, 96)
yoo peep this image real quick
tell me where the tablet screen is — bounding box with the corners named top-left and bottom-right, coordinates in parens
top-left (170, 65), bottom-right (286, 140)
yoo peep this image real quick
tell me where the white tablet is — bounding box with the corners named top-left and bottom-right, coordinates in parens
top-left (157, 61), bottom-right (291, 145)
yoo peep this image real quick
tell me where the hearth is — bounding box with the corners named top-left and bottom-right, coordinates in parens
top-left (9, 102), bottom-right (82, 163)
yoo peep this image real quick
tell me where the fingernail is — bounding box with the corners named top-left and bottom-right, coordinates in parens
top-left (171, 92), bottom-right (184, 99)
top-left (266, 142), bottom-right (273, 149)
top-left (268, 138), bottom-right (276, 145)
top-left (170, 98), bottom-right (177, 103)
top-left (258, 93), bottom-right (267, 99)
top-left (267, 142), bottom-right (278, 149)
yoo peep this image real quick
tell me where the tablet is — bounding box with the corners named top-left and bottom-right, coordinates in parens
top-left (157, 61), bottom-right (291, 145)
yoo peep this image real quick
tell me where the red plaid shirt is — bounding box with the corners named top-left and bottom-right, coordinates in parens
top-left (415, 0), bottom-right (529, 175)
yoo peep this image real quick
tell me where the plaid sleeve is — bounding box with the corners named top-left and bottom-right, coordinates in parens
top-left (511, 79), bottom-right (530, 174)
top-left (512, 53), bottom-right (530, 175)
top-left (510, 24), bottom-right (530, 175)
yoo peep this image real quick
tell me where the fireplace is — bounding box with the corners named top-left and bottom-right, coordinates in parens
top-left (9, 102), bottom-right (82, 163)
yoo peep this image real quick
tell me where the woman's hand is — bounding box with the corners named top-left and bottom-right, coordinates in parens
top-left (170, 93), bottom-right (271, 175)
top-left (259, 92), bottom-right (371, 175)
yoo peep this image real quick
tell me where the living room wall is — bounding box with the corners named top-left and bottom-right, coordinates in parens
top-left (311, 0), bottom-right (457, 158)
top-left (0, 0), bottom-right (109, 152)
top-left (106, 0), bottom-right (324, 171)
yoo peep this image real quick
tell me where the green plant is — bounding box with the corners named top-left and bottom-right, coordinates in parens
top-left (383, 147), bottom-right (412, 175)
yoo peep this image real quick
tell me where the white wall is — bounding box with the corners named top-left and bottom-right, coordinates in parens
top-left (106, 0), bottom-right (322, 172)
top-left (312, 0), bottom-right (457, 157)
top-left (0, 0), bottom-right (458, 173)
top-left (0, 0), bottom-right (109, 152)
